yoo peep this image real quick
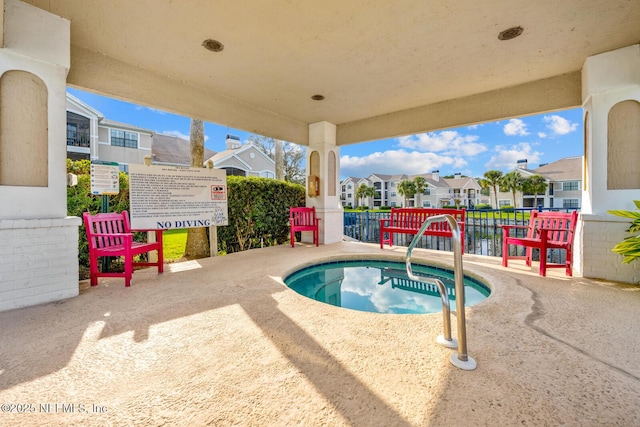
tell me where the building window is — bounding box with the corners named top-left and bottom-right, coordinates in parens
top-left (390, 181), bottom-right (396, 187)
top-left (390, 191), bottom-right (396, 197)
top-left (67, 112), bottom-right (91, 148)
top-left (562, 181), bottom-right (579, 191)
top-left (347, 193), bottom-right (352, 198)
top-left (390, 201), bottom-right (397, 207)
top-left (111, 129), bottom-right (138, 148)
top-left (118, 163), bottom-right (129, 173)
top-left (347, 184), bottom-right (352, 189)
top-left (422, 200), bottom-right (431, 208)
top-left (424, 188), bottom-right (431, 195)
top-left (499, 199), bottom-right (511, 207)
top-left (260, 171), bottom-right (274, 178)
top-left (563, 199), bottom-right (579, 208)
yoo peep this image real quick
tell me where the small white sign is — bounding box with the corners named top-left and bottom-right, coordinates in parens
top-left (90, 162), bottom-right (120, 195)
top-left (128, 164), bottom-right (229, 229)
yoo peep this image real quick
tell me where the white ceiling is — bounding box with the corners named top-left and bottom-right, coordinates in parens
top-left (24, 0), bottom-right (640, 145)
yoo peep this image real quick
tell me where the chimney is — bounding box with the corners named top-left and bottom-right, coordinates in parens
top-left (454, 172), bottom-right (462, 179)
top-left (226, 134), bottom-right (241, 150)
top-left (432, 170), bottom-right (439, 182)
top-left (516, 159), bottom-right (528, 170)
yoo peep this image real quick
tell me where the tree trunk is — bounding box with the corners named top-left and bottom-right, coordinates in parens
top-left (184, 118), bottom-right (210, 259)
top-left (275, 139), bottom-right (284, 180)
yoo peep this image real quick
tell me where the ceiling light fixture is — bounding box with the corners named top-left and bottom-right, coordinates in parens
top-left (202, 39), bottom-right (224, 52)
top-left (311, 94), bottom-right (325, 101)
top-left (498, 26), bottom-right (524, 41)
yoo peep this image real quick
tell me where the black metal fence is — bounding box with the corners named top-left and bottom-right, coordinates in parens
top-left (344, 208), bottom-right (579, 262)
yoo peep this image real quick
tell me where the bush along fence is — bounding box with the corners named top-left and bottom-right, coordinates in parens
top-left (344, 207), bottom-right (579, 263)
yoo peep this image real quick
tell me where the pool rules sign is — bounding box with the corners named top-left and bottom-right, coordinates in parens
top-left (128, 164), bottom-right (228, 230)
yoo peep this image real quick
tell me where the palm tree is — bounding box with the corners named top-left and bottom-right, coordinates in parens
top-left (184, 118), bottom-right (210, 259)
top-left (356, 184), bottom-right (376, 208)
top-left (397, 180), bottom-right (417, 207)
top-left (500, 171), bottom-right (525, 208)
top-left (479, 170), bottom-right (503, 208)
top-left (523, 174), bottom-right (548, 208)
top-left (413, 176), bottom-right (427, 208)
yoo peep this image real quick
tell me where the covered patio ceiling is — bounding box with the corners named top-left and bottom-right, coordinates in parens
top-left (20, 0), bottom-right (640, 145)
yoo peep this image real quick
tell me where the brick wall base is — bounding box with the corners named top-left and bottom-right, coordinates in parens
top-left (0, 217), bottom-right (82, 312)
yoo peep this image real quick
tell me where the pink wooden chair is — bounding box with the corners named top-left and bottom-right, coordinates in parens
top-left (289, 206), bottom-right (320, 247)
top-left (501, 210), bottom-right (578, 277)
top-left (83, 210), bottom-right (164, 286)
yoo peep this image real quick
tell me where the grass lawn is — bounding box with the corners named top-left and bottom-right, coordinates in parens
top-left (163, 228), bottom-right (187, 262)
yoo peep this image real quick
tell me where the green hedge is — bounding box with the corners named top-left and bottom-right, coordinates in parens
top-left (474, 203), bottom-right (492, 210)
top-left (217, 176), bottom-right (305, 253)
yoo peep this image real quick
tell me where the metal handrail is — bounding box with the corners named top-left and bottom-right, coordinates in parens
top-left (405, 214), bottom-right (477, 370)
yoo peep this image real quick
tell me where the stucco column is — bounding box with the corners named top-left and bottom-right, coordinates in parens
top-left (0, 0), bottom-right (81, 311)
top-left (305, 121), bottom-right (343, 244)
top-left (576, 44), bottom-right (640, 283)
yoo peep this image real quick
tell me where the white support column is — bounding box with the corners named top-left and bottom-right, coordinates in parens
top-left (0, 0), bottom-right (81, 312)
top-left (305, 121), bottom-right (343, 244)
top-left (576, 44), bottom-right (640, 283)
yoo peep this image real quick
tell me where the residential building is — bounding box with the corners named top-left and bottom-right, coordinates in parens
top-left (491, 157), bottom-right (582, 209)
top-left (341, 170), bottom-right (483, 208)
top-left (204, 135), bottom-right (276, 178)
top-left (66, 93), bottom-right (153, 172)
top-left (151, 133), bottom-right (216, 167)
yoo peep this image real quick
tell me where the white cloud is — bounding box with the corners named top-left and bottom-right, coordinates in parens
top-left (538, 132), bottom-right (547, 138)
top-left (340, 150), bottom-right (458, 177)
top-left (484, 143), bottom-right (542, 170)
top-left (137, 105), bottom-right (168, 115)
top-left (503, 119), bottom-right (529, 136)
top-left (543, 115), bottom-right (578, 135)
top-left (161, 130), bottom-right (209, 142)
top-left (397, 130), bottom-right (487, 157)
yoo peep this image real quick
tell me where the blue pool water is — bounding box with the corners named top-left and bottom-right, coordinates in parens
top-left (284, 259), bottom-right (490, 314)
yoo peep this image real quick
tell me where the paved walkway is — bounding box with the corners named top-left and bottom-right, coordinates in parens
top-left (1, 242), bottom-right (639, 426)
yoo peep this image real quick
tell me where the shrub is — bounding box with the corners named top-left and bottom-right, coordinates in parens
top-left (474, 203), bottom-right (492, 210)
top-left (500, 205), bottom-right (515, 212)
top-left (216, 176), bottom-right (305, 253)
top-left (379, 206), bottom-right (391, 210)
top-left (442, 205), bottom-right (458, 209)
top-left (358, 205), bottom-right (369, 210)
top-left (608, 200), bottom-right (640, 265)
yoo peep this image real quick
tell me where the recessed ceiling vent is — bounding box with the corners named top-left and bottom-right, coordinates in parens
top-left (498, 26), bottom-right (524, 41)
top-left (202, 39), bottom-right (224, 52)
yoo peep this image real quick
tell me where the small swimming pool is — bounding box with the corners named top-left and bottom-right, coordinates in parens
top-left (284, 259), bottom-right (490, 314)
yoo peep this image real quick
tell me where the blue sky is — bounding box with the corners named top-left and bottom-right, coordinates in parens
top-left (68, 88), bottom-right (583, 180)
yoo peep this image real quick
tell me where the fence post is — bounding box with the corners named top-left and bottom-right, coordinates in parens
top-left (365, 210), bottom-right (370, 242)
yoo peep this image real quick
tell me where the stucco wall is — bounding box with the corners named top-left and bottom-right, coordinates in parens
top-left (578, 214), bottom-right (640, 283)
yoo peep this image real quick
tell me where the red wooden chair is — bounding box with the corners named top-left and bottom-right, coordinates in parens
top-left (83, 210), bottom-right (164, 286)
top-left (501, 210), bottom-right (578, 277)
top-left (289, 206), bottom-right (320, 247)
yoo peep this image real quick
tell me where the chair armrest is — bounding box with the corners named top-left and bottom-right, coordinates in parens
top-left (380, 218), bottom-right (391, 225)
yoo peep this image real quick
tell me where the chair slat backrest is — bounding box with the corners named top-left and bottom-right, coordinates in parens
top-left (83, 211), bottom-right (132, 249)
top-left (390, 208), bottom-right (465, 230)
top-left (529, 210), bottom-right (578, 243)
top-left (290, 207), bottom-right (316, 227)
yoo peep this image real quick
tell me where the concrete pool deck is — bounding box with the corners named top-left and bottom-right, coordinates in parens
top-left (1, 241), bottom-right (639, 426)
